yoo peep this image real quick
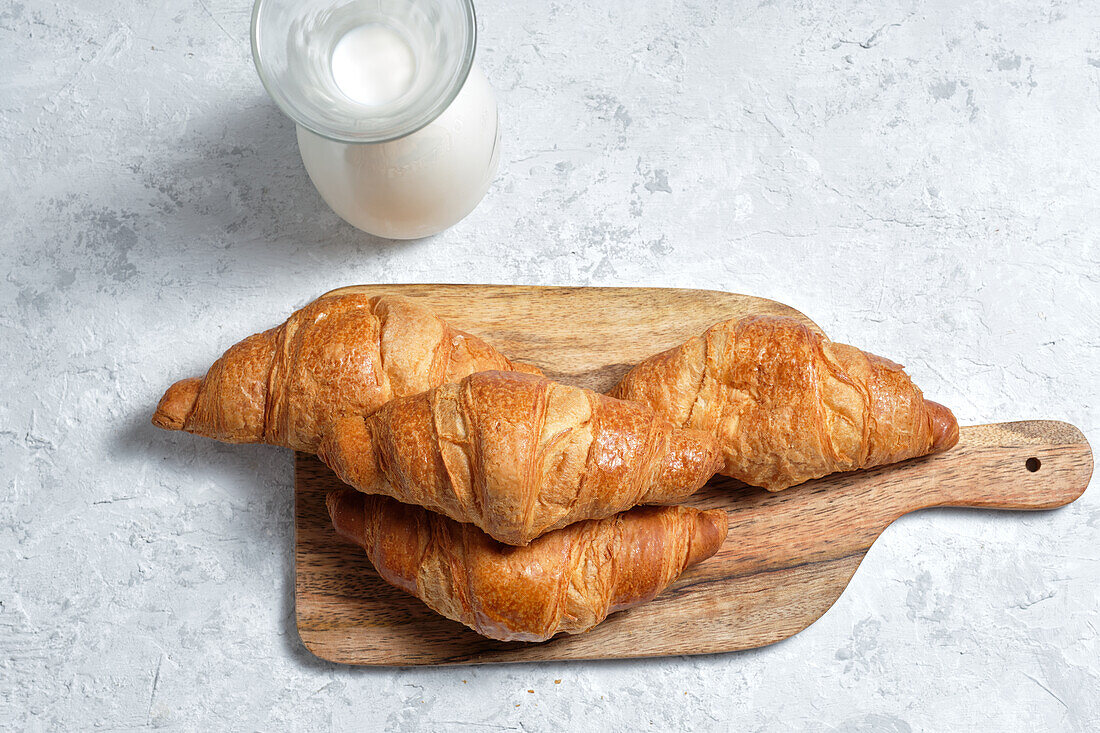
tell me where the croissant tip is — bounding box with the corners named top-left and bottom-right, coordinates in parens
top-left (151, 377), bottom-right (202, 431)
top-left (687, 508), bottom-right (729, 566)
top-left (326, 489), bottom-right (366, 543)
top-left (925, 400), bottom-right (960, 452)
top-left (324, 489), bottom-right (344, 521)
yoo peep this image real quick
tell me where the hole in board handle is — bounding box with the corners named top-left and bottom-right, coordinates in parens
top-left (1025, 457), bottom-right (1041, 472)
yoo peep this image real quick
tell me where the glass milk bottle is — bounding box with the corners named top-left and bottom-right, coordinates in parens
top-left (251, 0), bottom-right (499, 239)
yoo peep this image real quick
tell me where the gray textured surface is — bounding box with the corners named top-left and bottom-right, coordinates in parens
top-left (2, 0), bottom-right (1099, 729)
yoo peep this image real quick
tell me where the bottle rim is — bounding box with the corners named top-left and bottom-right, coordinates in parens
top-left (250, 0), bottom-right (477, 144)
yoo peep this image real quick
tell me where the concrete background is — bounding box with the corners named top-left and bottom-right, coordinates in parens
top-left (2, 0), bottom-right (1098, 729)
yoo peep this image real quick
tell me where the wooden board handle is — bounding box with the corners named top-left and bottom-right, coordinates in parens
top-left (681, 420), bottom-right (1092, 583)
top-left (918, 420), bottom-right (1092, 511)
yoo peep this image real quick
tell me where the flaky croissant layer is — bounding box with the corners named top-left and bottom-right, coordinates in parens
top-left (327, 489), bottom-right (728, 642)
top-left (318, 370), bottom-right (722, 546)
top-left (610, 315), bottom-right (959, 491)
top-left (151, 293), bottom-right (538, 452)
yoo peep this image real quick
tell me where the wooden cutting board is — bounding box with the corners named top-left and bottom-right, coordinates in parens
top-left (294, 285), bottom-right (1093, 665)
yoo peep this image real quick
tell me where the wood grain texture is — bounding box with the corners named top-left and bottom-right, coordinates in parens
top-left (295, 285), bottom-right (1093, 666)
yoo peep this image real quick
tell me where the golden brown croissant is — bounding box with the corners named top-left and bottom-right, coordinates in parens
top-left (151, 293), bottom-right (539, 452)
top-left (327, 489), bottom-right (728, 642)
top-left (609, 315), bottom-right (959, 491)
top-left (318, 370), bottom-right (722, 546)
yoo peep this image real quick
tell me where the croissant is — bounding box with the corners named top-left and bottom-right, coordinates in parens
top-left (318, 370), bottom-right (722, 546)
top-left (609, 315), bottom-right (959, 491)
top-left (327, 489), bottom-right (728, 642)
top-left (151, 293), bottom-right (538, 452)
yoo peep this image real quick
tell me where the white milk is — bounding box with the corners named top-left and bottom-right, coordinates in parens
top-left (295, 25), bottom-right (498, 239)
top-left (330, 24), bottom-right (416, 106)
